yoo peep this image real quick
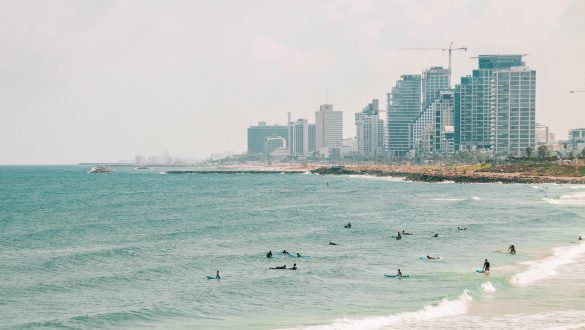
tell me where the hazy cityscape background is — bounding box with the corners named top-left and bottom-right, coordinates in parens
top-left (1, 0), bottom-right (584, 164)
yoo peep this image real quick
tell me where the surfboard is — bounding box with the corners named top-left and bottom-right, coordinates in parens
top-left (384, 274), bottom-right (410, 278)
top-left (475, 269), bottom-right (489, 274)
top-left (207, 276), bottom-right (219, 280)
top-left (287, 253), bottom-right (310, 258)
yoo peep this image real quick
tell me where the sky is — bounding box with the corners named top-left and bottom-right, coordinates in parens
top-left (1, 0), bottom-right (584, 164)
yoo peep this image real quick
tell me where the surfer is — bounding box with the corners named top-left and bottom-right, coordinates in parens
top-left (282, 250), bottom-right (288, 254)
top-left (508, 244), bottom-right (516, 254)
top-left (458, 226), bottom-right (468, 231)
top-left (216, 270), bottom-right (221, 280)
top-left (483, 259), bottom-right (490, 272)
top-left (426, 255), bottom-right (438, 260)
top-left (296, 253), bottom-right (302, 258)
top-left (402, 230), bottom-right (412, 235)
top-left (397, 269), bottom-right (403, 278)
top-left (345, 222), bottom-right (352, 228)
top-left (329, 242), bottom-right (338, 245)
top-left (579, 235), bottom-right (582, 241)
top-left (270, 265), bottom-right (287, 270)
top-left (433, 233), bottom-right (439, 237)
top-left (396, 232), bottom-right (402, 240)
top-left (291, 263), bottom-right (297, 270)
top-left (266, 250), bottom-right (273, 258)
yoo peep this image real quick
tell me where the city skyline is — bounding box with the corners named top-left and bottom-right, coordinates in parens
top-left (1, 0), bottom-right (584, 164)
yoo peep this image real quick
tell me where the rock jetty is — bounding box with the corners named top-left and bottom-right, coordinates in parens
top-left (311, 166), bottom-right (585, 184)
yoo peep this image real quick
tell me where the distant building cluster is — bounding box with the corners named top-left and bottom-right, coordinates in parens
top-left (246, 54), bottom-right (578, 162)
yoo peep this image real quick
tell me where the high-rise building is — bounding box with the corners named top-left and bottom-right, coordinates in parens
top-left (288, 119), bottom-right (309, 157)
top-left (411, 91), bottom-right (455, 156)
top-left (387, 75), bottom-right (421, 157)
top-left (455, 55), bottom-right (535, 156)
top-left (247, 122), bottom-right (289, 155)
top-left (423, 67), bottom-right (450, 111)
top-left (308, 124), bottom-right (316, 153)
top-left (493, 66), bottom-right (536, 156)
top-left (315, 104), bottom-right (343, 155)
top-left (355, 99), bottom-right (385, 157)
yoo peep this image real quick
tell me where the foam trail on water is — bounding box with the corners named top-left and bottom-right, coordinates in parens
top-left (294, 290), bottom-right (472, 330)
top-left (510, 242), bottom-right (585, 287)
top-left (545, 191), bottom-right (585, 206)
top-left (347, 175), bottom-right (405, 182)
top-left (480, 281), bottom-right (496, 293)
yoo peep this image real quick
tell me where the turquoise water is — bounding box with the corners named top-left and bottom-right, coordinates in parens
top-left (1, 166), bottom-right (584, 329)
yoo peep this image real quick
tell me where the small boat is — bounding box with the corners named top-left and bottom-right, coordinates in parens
top-left (88, 165), bottom-right (113, 173)
top-left (135, 165), bottom-right (150, 170)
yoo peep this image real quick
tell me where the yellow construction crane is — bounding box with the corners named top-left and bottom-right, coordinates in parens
top-left (400, 42), bottom-right (467, 87)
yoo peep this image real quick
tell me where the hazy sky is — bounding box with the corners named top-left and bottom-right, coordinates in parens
top-left (1, 0), bottom-right (584, 164)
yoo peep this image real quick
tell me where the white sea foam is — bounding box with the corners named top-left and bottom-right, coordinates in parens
top-left (431, 198), bottom-right (465, 201)
top-left (471, 196), bottom-right (481, 200)
top-left (545, 191), bottom-right (585, 206)
top-left (347, 175), bottom-right (405, 182)
top-left (480, 281), bottom-right (496, 293)
top-left (510, 242), bottom-right (585, 287)
top-left (295, 290), bottom-right (472, 330)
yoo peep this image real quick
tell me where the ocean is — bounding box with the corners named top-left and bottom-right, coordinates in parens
top-left (1, 166), bottom-right (584, 329)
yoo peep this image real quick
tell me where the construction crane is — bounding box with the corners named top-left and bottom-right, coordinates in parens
top-left (400, 42), bottom-right (467, 87)
top-left (570, 90), bottom-right (585, 94)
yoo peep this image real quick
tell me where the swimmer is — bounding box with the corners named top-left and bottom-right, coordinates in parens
top-left (269, 265), bottom-right (287, 270)
top-left (508, 244), bottom-right (516, 255)
top-left (266, 250), bottom-right (273, 258)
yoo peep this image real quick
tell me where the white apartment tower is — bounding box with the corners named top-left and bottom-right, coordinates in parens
top-left (315, 104), bottom-right (343, 155)
top-left (355, 99), bottom-right (385, 157)
top-left (288, 119), bottom-right (310, 157)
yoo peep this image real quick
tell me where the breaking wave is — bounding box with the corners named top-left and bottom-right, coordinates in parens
top-left (510, 242), bottom-right (585, 287)
top-left (296, 290), bottom-right (472, 330)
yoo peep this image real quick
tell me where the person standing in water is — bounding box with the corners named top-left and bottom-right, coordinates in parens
top-left (396, 232), bottom-right (402, 240)
top-left (216, 270), bottom-right (221, 280)
top-left (397, 269), bottom-right (403, 278)
top-left (483, 259), bottom-right (490, 272)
